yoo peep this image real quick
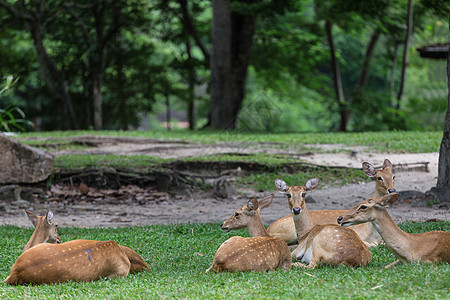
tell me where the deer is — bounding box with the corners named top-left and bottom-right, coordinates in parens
top-left (206, 195), bottom-right (292, 273)
top-left (4, 211), bottom-right (149, 285)
top-left (23, 210), bottom-right (61, 252)
top-left (22, 210), bottom-right (148, 274)
top-left (266, 159), bottom-right (396, 247)
top-left (3, 239), bottom-right (131, 285)
top-left (275, 178), bottom-right (371, 268)
top-left (338, 192), bottom-right (450, 268)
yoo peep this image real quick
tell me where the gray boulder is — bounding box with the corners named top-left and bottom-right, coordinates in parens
top-left (0, 133), bottom-right (54, 183)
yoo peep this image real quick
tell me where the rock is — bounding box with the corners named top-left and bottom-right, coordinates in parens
top-left (0, 133), bottom-right (54, 183)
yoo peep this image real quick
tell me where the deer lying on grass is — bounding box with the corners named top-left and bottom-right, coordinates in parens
top-left (275, 178), bottom-right (371, 268)
top-left (23, 210), bottom-right (61, 252)
top-left (23, 210), bottom-right (148, 274)
top-left (4, 211), bottom-right (149, 285)
top-left (267, 159), bottom-right (395, 247)
top-left (338, 192), bottom-right (450, 268)
top-left (206, 195), bottom-right (291, 273)
top-left (4, 239), bottom-right (131, 285)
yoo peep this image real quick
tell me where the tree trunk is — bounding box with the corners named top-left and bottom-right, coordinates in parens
top-left (210, 0), bottom-right (233, 129)
top-left (186, 41), bottom-right (196, 131)
top-left (435, 23), bottom-right (450, 204)
top-left (325, 21), bottom-right (348, 132)
top-left (389, 42), bottom-right (400, 101)
top-left (89, 56), bottom-right (105, 130)
top-left (396, 0), bottom-right (414, 109)
top-left (210, 0), bottom-right (258, 130)
top-left (29, 26), bottom-right (78, 130)
top-left (230, 9), bottom-right (256, 129)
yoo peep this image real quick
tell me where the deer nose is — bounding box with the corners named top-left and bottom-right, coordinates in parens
top-left (337, 216), bottom-right (343, 224)
top-left (292, 207), bottom-right (301, 215)
top-left (388, 189), bottom-right (396, 193)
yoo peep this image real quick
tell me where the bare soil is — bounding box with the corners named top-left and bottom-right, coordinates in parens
top-left (1, 136), bottom-right (448, 228)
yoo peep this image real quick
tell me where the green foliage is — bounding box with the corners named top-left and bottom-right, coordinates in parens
top-left (0, 0), bottom-right (447, 132)
top-left (0, 76), bottom-right (34, 132)
top-left (0, 222), bottom-right (448, 298)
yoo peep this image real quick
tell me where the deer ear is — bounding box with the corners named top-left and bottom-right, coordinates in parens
top-left (25, 210), bottom-right (38, 227)
top-left (258, 194), bottom-right (274, 210)
top-left (247, 197), bottom-right (259, 211)
top-left (45, 210), bottom-right (54, 225)
top-left (274, 179), bottom-right (288, 193)
top-left (362, 162), bottom-right (376, 177)
top-left (377, 192), bottom-right (400, 207)
top-left (383, 159), bottom-right (393, 170)
top-left (305, 178), bottom-right (319, 191)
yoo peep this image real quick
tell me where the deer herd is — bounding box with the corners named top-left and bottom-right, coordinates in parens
top-left (3, 159), bottom-right (449, 285)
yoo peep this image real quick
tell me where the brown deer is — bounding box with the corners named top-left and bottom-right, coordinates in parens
top-left (338, 192), bottom-right (450, 268)
top-left (4, 211), bottom-right (149, 285)
top-left (267, 159), bottom-right (395, 247)
top-left (23, 210), bottom-right (148, 274)
top-left (206, 195), bottom-right (291, 273)
top-left (275, 178), bottom-right (371, 268)
top-left (3, 239), bottom-right (131, 285)
top-left (23, 210), bottom-right (61, 252)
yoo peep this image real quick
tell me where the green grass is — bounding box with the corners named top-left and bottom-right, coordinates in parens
top-left (0, 222), bottom-right (448, 299)
top-left (15, 130), bottom-right (441, 153)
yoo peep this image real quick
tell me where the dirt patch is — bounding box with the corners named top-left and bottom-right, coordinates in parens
top-left (0, 136), bottom-right (447, 228)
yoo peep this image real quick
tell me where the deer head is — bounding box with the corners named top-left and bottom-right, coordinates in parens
top-left (338, 192), bottom-right (400, 227)
top-left (362, 159), bottom-right (396, 196)
top-left (221, 195), bottom-right (273, 232)
top-left (24, 210), bottom-right (61, 250)
top-left (274, 178), bottom-right (319, 216)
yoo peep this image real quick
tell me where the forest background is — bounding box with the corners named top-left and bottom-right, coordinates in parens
top-left (0, 0), bottom-right (448, 134)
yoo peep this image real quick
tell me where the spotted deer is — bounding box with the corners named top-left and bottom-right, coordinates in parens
top-left (3, 239), bottom-right (131, 285)
top-left (23, 210), bottom-right (61, 252)
top-left (4, 213), bottom-right (148, 285)
top-left (338, 192), bottom-right (450, 268)
top-left (23, 210), bottom-right (148, 274)
top-left (275, 178), bottom-right (371, 268)
top-left (206, 195), bottom-right (291, 273)
top-left (266, 159), bottom-right (396, 247)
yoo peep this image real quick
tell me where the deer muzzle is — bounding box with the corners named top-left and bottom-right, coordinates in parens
top-left (292, 207), bottom-right (301, 215)
top-left (221, 224), bottom-right (231, 232)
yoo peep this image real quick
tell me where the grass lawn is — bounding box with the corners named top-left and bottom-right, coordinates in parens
top-left (17, 130), bottom-right (442, 153)
top-left (0, 221), bottom-right (448, 299)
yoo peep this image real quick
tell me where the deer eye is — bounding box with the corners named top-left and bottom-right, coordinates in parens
top-left (286, 194), bottom-right (291, 198)
top-left (377, 177), bottom-right (383, 181)
top-left (301, 192), bottom-right (306, 197)
top-left (358, 205), bottom-right (367, 210)
top-left (393, 176), bottom-right (395, 180)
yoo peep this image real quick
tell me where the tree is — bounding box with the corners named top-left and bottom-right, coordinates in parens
top-left (210, 0), bottom-right (259, 130)
top-left (437, 43), bottom-right (450, 204)
top-left (396, 0), bottom-right (414, 109)
top-left (0, 0), bottom-right (78, 129)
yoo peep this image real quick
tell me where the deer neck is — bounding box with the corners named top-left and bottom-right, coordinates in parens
top-left (246, 210), bottom-right (271, 238)
top-left (293, 206), bottom-right (315, 239)
top-left (371, 209), bottom-right (413, 260)
top-left (23, 222), bottom-right (48, 252)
